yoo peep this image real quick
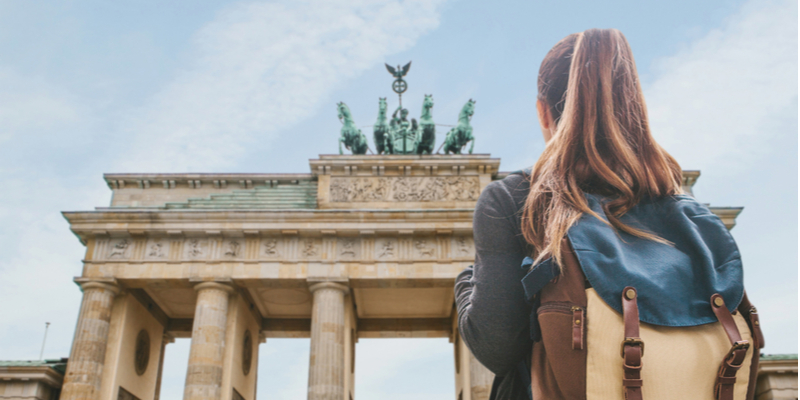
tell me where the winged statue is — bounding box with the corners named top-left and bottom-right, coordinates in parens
top-left (385, 61), bottom-right (412, 79)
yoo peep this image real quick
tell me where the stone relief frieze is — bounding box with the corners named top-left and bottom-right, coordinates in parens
top-left (300, 239), bottom-right (320, 258)
top-left (376, 239), bottom-right (397, 259)
top-left (94, 235), bottom-right (474, 262)
top-left (184, 239), bottom-right (207, 259)
top-left (455, 236), bottom-right (474, 256)
top-left (145, 239), bottom-right (167, 259)
top-left (223, 239), bottom-right (242, 258)
top-left (108, 239), bottom-right (132, 259)
top-left (329, 176), bottom-right (480, 202)
top-left (414, 239), bottom-right (435, 258)
top-left (338, 238), bottom-right (359, 259)
top-left (262, 238), bottom-right (280, 257)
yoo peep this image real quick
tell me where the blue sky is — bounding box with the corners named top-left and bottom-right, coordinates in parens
top-left (0, 0), bottom-right (796, 398)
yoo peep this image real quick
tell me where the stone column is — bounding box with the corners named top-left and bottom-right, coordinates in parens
top-left (183, 282), bottom-right (235, 400)
top-left (468, 352), bottom-right (494, 400)
top-left (154, 332), bottom-right (175, 400)
top-left (61, 279), bottom-right (120, 400)
top-left (307, 282), bottom-right (349, 400)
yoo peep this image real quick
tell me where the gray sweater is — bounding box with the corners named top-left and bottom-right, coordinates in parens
top-left (455, 173), bottom-right (532, 397)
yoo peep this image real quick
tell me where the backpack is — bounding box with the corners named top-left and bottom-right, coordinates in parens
top-left (520, 193), bottom-right (765, 400)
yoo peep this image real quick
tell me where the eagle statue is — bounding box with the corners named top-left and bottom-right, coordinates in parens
top-left (385, 61), bottom-right (412, 79)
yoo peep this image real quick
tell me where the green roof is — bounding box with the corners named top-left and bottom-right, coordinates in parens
top-left (165, 181), bottom-right (318, 210)
top-left (761, 354), bottom-right (798, 361)
top-left (0, 358), bottom-right (67, 374)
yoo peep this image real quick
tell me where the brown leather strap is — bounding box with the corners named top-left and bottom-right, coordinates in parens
top-left (710, 294), bottom-right (750, 400)
top-left (572, 306), bottom-right (584, 350)
top-left (738, 292), bottom-right (763, 400)
top-left (741, 292), bottom-right (765, 349)
top-left (621, 286), bottom-right (643, 400)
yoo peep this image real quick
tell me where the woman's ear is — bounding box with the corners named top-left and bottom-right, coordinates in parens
top-left (536, 99), bottom-right (551, 131)
top-left (536, 99), bottom-right (554, 142)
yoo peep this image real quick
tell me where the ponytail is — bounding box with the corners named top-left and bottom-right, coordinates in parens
top-left (522, 29), bottom-right (683, 267)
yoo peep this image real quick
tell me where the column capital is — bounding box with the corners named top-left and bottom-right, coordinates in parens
top-left (308, 281), bottom-right (349, 294)
top-left (193, 281), bottom-right (235, 294)
top-left (74, 277), bottom-right (120, 295)
top-left (162, 332), bottom-right (176, 344)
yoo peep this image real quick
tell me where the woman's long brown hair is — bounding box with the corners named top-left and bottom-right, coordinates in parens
top-left (522, 28), bottom-right (684, 267)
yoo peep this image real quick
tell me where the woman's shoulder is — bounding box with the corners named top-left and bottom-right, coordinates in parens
top-left (478, 171), bottom-right (531, 215)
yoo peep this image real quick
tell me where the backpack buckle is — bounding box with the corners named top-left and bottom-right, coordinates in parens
top-left (732, 340), bottom-right (750, 351)
top-left (621, 337), bottom-right (645, 358)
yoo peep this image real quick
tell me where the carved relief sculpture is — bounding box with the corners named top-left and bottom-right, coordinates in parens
top-left (378, 240), bottom-right (395, 258)
top-left (242, 330), bottom-right (253, 376)
top-left (148, 240), bottom-right (165, 258)
top-left (225, 240), bottom-right (241, 257)
top-left (108, 239), bottom-right (131, 258)
top-left (301, 239), bottom-right (318, 257)
top-left (134, 329), bottom-right (150, 376)
top-left (340, 239), bottom-right (357, 258)
top-left (187, 239), bottom-right (205, 258)
top-left (330, 178), bottom-right (390, 202)
top-left (330, 176), bottom-right (479, 203)
top-left (456, 237), bottom-right (472, 255)
top-left (263, 239), bottom-right (279, 257)
top-left (415, 239), bottom-right (435, 257)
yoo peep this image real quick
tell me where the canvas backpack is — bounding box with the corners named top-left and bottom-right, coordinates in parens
top-left (520, 194), bottom-right (765, 400)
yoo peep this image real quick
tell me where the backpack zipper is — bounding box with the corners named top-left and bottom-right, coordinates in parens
top-left (537, 302), bottom-right (578, 315)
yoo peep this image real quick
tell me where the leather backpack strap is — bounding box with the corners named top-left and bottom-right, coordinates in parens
top-left (738, 291), bottom-right (764, 400)
top-left (621, 286), bottom-right (644, 400)
top-left (710, 294), bottom-right (750, 400)
top-left (739, 292), bottom-right (765, 349)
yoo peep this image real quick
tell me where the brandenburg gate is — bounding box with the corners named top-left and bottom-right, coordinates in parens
top-left (59, 154), bottom-right (735, 400)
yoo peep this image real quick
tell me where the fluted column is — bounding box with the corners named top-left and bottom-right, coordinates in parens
top-left (307, 282), bottom-right (349, 400)
top-left (468, 352), bottom-right (494, 400)
top-left (183, 282), bottom-right (235, 400)
top-left (61, 279), bottom-right (120, 400)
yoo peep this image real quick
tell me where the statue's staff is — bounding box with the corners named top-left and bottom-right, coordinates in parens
top-left (386, 61), bottom-right (411, 108)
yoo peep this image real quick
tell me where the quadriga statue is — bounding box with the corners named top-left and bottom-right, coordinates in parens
top-left (337, 102), bottom-right (368, 155)
top-left (373, 97), bottom-right (392, 155)
top-left (389, 107), bottom-right (417, 154)
top-left (442, 99), bottom-right (476, 154)
top-left (415, 94), bottom-right (435, 155)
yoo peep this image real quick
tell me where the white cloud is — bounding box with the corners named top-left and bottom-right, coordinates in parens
top-left (645, 0), bottom-right (797, 172)
top-left (116, 0), bottom-right (446, 172)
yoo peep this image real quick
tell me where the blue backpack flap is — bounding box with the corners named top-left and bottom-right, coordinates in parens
top-left (521, 257), bottom-right (560, 302)
top-left (520, 256), bottom-right (560, 341)
top-left (568, 193), bottom-right (744, 326)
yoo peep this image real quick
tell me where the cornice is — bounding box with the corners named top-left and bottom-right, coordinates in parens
top-left (63, 209), bottom-right (476, 244)
top-left (63, 208), bottom-right (475, 222)
top-left (103, 173), bottom-right (313, 190)
top-left (309, 154), bottom-right (501, 177)
top-left (0, 366), bottom-right (64, 388)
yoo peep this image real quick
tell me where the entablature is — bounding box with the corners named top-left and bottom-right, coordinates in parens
top-left (309, 154), bottom-right (501, 177)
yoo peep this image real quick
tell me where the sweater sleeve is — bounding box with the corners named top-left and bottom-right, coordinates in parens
top-left (455, 177), bottom-right (531, 375)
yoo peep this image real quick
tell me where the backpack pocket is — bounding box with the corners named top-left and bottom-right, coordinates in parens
top-left (535, 301), bottom-right (587, 399)
top-left (584, 288), bottom-right (754, 400)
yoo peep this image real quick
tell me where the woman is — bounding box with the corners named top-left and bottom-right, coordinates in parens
top-left (455, 29), bottom-right (762, 400)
